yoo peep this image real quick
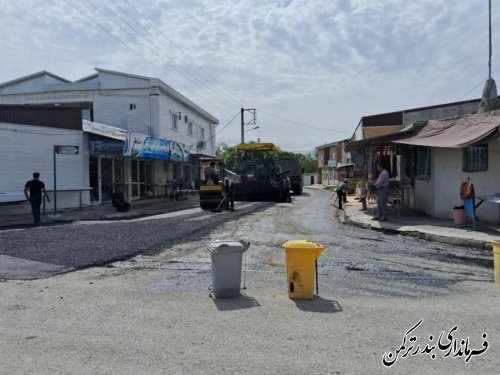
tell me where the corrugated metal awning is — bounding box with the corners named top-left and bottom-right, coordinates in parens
top-left (393, 115), bottom-right (500, 148)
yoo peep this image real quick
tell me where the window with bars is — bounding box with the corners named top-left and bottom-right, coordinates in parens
top-left (463, 144), bottom-right (488, 172)
top-left (188, 121), bottom-right (193, 136)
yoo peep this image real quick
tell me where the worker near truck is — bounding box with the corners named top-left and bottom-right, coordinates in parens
top-left (224, 178), bottom-right (235, 210)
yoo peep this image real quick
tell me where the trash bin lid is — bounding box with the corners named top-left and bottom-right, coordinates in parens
top-left (282, 240), bottom-right (324, 251)
top-left (207, 240), bottom-right (250, 254)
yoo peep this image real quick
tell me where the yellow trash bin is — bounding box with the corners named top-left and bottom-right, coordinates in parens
top-left (493, 240), bottom-right (500, 287)
top-left (283, 240), bottom-right (324, 299)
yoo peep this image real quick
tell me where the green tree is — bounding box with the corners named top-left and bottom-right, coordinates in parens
top-left (215, 142), bottom-right (318, 174)
top-left (298, 152), bottom-right (318, 173)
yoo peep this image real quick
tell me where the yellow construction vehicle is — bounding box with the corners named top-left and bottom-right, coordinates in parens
top-left (198, 157), bottom-right (225, 209)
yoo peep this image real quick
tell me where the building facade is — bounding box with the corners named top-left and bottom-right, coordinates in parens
top-left (0, 69), bottom-right (219, 206)
top-left (316, 139), bottom-right (351, 185)
top-left (347, 100), bottom-right (500, 223)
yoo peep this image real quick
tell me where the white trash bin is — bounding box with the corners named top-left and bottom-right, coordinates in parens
top-left (207, 240), bottom-right (250, 298)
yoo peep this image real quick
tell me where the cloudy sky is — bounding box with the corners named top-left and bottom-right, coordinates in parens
top-left (1, 0), bottom-right (498, 153)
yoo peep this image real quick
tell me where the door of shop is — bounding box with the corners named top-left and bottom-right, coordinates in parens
top-left (130, 159), bottom-right (152, 199)
top-left (89, 155), bottom-right (125, 203)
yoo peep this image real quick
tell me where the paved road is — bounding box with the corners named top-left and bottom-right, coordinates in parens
top-left (0, 202), bottom-right (271, 279)
top-left (0, 189), bottom-right (498, 374)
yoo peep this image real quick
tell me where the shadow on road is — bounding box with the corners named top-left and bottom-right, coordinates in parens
top-left (293, 296), bottom-right (343, 313)
top-left (209, 292), bottom-right (261, 311)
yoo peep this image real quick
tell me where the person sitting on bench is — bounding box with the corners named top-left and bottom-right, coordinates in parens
top-left (204, 162), bottom-right (219, 185)
top-left (112, 186), bottom-right (130, 212)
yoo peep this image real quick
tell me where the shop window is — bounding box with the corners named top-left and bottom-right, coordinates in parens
top-left (463, 144), bottom-right (488, 172)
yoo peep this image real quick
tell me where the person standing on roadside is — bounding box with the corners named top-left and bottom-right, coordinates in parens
top-left (223, 178), bottom-right (235, 210)
top-left (373, 162), bottom-right (390, 221)
top-left (24, 172), bottom-right (50, 224)
top-left (336, 178), bottom-right (349, 210)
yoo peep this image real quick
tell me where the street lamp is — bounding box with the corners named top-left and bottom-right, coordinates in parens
top-left (245, 126), bottom-right (260, 133)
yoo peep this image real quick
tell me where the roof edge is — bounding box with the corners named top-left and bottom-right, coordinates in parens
top-left (0, 70), bottom-right (71, 88)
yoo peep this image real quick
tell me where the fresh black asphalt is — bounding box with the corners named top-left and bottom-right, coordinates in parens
top-left (0, 203), bottom-right (271, 271)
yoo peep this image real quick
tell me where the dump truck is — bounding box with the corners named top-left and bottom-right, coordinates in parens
top-left (233, 143), bottom-right (284, 201)
top-left (276, 157), bottom-right (303, 195)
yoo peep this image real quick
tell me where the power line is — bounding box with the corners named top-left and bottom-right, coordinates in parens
top-left (63, 0), bottom-right (237, 121)
top-left (258, 109), bottom-right (351, 133)
top-left (458, 78), bottom-right (486, 101)
top-left (82, 0), bottom-right (224, 111)
top-left (102, 0), bottom-right (243, 110)
top-left (205, 111), bottom-right (241, 145)
top-left (111, 0), bottom-right (244, 109)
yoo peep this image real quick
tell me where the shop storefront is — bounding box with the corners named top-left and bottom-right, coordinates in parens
top-left (84, 121), bottom-right (194, 203)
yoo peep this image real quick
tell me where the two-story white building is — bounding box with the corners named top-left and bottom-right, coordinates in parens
top-left (0, 68), bottom-right (219, 206)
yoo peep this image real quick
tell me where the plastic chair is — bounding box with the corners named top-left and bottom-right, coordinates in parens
top-left (387, 188), bottom-right (402, 217)
top-left (367, 191), bottom-right (377, 216)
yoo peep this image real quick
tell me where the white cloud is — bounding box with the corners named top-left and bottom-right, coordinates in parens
top-left (0, 0), bottom-right (498, 153)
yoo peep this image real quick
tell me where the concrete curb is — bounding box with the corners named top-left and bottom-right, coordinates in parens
top-left (344, 214), bottom-right (494, 250)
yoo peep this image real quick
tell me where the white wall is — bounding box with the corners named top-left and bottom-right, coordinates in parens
top-left (158, 93), bottom-right (215, 155)
top-left (303, 173), bottom-right (318, 186)
top-left (94, 89), bottom-right (151, 135)
top-left (0, 122), bottom-right (90, 215)
top-left (416, 142), bottom-right (500, 223)
top-left (414, 178), bottom-right (434, 216)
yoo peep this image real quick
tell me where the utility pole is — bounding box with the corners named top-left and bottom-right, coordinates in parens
top-left (240, 108), bottom-right (257, 144)
top-left (479, 0), bottom-right (500, 112)
top-left (241, 108), bottom-right (244, 144)
top-left (489, 0), bottom-right (492, 79)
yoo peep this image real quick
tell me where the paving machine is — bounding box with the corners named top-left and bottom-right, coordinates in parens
top-left (234, 143), bottom-right (284, 201)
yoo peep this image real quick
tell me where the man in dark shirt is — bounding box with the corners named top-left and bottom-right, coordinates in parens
top-left (204, 162), bottom-right (219, 185)
top-left (223, 178), bottom-right (235, 210)
top-left (24, 172), bottom-right (50, 224)
top-left (112, 186), bottom-right (130, 212)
